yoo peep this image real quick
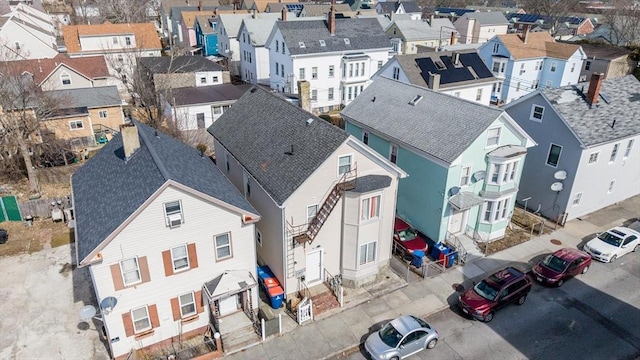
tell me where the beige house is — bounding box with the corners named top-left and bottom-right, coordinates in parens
top-left (579, 43), bottom-right (637, 81)
top-left (453, 11), bottom-right (509, 44)
top-left (209, 86), bottom-right (407, 301)
top-left (386, 18), bottom-right (459, 54)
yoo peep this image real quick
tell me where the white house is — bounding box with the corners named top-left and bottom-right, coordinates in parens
top-left (503, 74), bottom-right (640, 222)
top-left (72, 120), bottom-right (261, 359)
top-left (137, 55), bottom-right (228, 91)
top-left (237, 13), bottom-right (279, 85)
top-left (478, 31), bottom-right (586, 105)
top-left (209, 86), bottom-right (407, 299)
top-left (266, 7), bottom-right (392, 113)
top-left (374, 50), bottom-right (498, 105)
top-left (0, 2), bottom-right (59, 59)
top-left (453, 11), bottom-right (509, 44)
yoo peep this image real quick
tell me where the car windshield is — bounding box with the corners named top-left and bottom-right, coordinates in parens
top-left (378, 322), bottom-right (403, 348)
top-left (542, 254), bottom-right (568, 273)
top-left (473, 280), bottom-right (499, 301)
top-left (397, 228), bottom-right (417, 241)
top-left (597, 232), bottom-right (623, 247)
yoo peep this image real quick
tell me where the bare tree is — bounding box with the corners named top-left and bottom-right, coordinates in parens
top-left (98, 0), bottom-right (155, 24)
top-left (521, 0), bottom-right (582, 36)
top-left (602, 0), bottom-right (640, 46)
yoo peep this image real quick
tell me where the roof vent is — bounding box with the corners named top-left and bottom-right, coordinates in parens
top-left (299, 41), bottom-right (305, 48)
top-left (319, 39), bottom-right (326, 46)
top-left (344, 38), bottom-right (350, 45)
top-left (285, 144), bottom-right (294, 155)
top-left (306, 118), bottom-right (314, 125)
top-left (409, 95), bottom-right (423, 106)
top-left (435, 60), bottom-right (446, 70)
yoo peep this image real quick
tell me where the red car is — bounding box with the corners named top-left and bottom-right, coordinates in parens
top-left (532, 248), bottom-right (591, 287)
top-left (393, 217), bottom-right (428, 258)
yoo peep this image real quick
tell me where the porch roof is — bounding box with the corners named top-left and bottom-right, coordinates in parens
top-left (488, 145), bottom-right (527, 158)
top-left (449, 191), bottom-right (484, 211)
top-left (347, 174), bottom-right (391, 193)
top-left (204, 270), bottom-right (257, 300)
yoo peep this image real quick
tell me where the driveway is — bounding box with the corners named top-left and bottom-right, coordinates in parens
top-left (0, 244), bottom-right (109, 360)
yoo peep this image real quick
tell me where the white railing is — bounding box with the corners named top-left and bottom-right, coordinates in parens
top-left (297, 298), bottom-right (313, 324)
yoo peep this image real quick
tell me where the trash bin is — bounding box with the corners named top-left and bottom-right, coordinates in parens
top-left (410, 250), bottom-right (425, 267)
top-left (257, 265), bottom-right (276, 289)
top-left (267, 285), bottom-right (284, 309)
top-left (430, 243), bottom-right (446, 261)
top-left (262, 277), bottom-right (279, 289)
top-left (447, 252), bottom-right (458, 268)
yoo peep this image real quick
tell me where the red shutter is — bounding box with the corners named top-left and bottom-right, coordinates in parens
top-left (139, 256), bottom-right (151, 283)
top-left (171, 297), bottom-right (181, 320)
top-left (148, 304), bottom-right (160, 328)
top-left (195, 290), bottom-right (204, 313)
top-left (162, 250), bottom-right (174, 276)
top-left (122, 312), bottom-right (134, 337)
top-left (188, 243), bottom-right (198, 269)
top-left (110, 263), bottom-right (124, 291)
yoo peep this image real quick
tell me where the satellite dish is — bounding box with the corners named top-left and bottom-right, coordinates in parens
top-left (550, 182), bottom-right (564, 192)
top-left (79, 305), bottom-right (97, 321)
top-left (554, 170), bottom-right (567, 180)
top-left (473, 170), bottom-right (486, 181)
top-left (100, 296), bottom-right (118, 314)
top-left (449, 186), bottom-right (460, 196)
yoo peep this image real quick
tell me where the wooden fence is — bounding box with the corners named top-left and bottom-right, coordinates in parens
top-left (19, 196), bottom-right (71, 219)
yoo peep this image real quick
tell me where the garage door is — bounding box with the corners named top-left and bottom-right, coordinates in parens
top-left (218, 295), bottom-right (238, 316)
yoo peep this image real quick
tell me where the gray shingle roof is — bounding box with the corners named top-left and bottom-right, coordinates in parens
top-left (208, 86), bottom-right (350, 205)
top-left (242, 16), bottom-right (279, 46)
top-left (73, 120), bottom-right (258, 263)
top-left (277, 17), bottom-right (390, 55)
top-left (460, 11), bottom-right (508, 25)
top-left (138, 56), bottom-right (224, 73)
top-left (341, 77), bottom-right (504, 164)
top-left (399, 1), bottom-right (421, 13)
top-left (349, 174), bottom-right (391, 193)
top-left (540, 75), bottom-right (640, 147)
top-left (47, 86), bottom-right (122, 109)
top-left (169, 83), bottom-right (248, 106)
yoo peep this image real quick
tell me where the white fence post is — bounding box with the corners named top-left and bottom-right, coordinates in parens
top-left (278, 313), bottom-right (282, 334)
top-left (261, 318), bottom-right (266, 341)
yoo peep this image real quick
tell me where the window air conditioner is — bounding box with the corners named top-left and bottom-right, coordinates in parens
top-left (167, 213), bottom-right (182, 228)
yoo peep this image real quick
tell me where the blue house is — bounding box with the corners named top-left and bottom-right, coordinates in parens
top-left (342, 77), bottom-right (536, 257)
top-left (195, 15), bottom-right (219, 56)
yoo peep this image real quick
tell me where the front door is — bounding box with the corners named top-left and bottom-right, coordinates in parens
top-left (218, 294), bottom-right (238, 316)
top-left (448, 210), bottom-right (465, 234)
top-left (305, 249), bottom-right (323, 284)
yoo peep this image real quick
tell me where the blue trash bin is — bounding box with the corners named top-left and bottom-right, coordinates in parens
top-left (267, 285), bottom-right (285, 309)
top-left (411, 250), bottom-right (425, 267)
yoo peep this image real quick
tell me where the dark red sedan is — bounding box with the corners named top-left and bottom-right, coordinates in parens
top-left (393, 217), bottom-right (428, 258)
top-left (532, 248), bottom-right (591, 287)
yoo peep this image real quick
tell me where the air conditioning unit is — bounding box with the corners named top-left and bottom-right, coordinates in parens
top-left (167, 213), bottom-right (182, 228)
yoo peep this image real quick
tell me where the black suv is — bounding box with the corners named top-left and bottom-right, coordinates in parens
top-left (458, 267), bottom-right (532, 322)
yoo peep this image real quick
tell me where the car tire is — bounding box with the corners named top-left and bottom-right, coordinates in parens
top-left (483, 311), bottom-right (494, 323)
top-left (633, 244), bottom-right (639, 252)
top-left (426, 338), bottom-right (438, 349)
top-left (610, 255), bottom-right (617, 263)
top-left (581, 265), bottom-right (589, 274)
top-left (557, 279), bottom-right (564, 287)
top-left (517, 294), bottom-right (527, 304)
top-left (390, 357), bottom-right (399, 360)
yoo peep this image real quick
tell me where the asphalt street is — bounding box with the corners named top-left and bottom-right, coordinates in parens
top-left (332, 252), bottom-right (640, 360)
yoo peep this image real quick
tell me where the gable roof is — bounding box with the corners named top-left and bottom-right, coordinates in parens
top-left (5, 53), bottom-right (109, 85)
top-left (208, 86), bottom-right (350, 205)
top-left (62, 22), bottom-right (162, 54)
top-left (341, 77), bottom-right (504, 164)
top-left (496, 32), bottom-right (581, 60)
top-left (399, 1), bottom-right (421, 13)
top-left (73, 120), bottom-right (258, 263)
top-left (195, 15), bottom-right (216, 34)
top-left (576, 42), bottom-right (631, 60)
top-left (390, 19), bottom-right (456, 41)
top-left (48, 85), bottom-right (122, 109)
top-left (459, 11), bottom-right (508, 25)
top-left (138, 55), bottom-right (224, 73)
top-left (181, 10), bottom-right (216, 28)
top-left (302, 3), bottom-right (352, 16)
top-left (392, 50), bottom-right (496, 88)
top-left (218, 13), bottom-right (256, 38)
top-left (240, 15), bottom-right (279, 45)
top-left (537, 75), bottom-right (640, 147)
top-left (276, 17), bottom-right (390, 55)
top-left (169, 84), bottom-right (248, 106)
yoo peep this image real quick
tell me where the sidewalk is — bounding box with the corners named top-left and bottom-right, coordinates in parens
top-left (225, 197), bottom-right (639, 360)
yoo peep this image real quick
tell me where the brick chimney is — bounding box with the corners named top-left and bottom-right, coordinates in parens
top-left (198, 0), bottom-right (202, 11)
top-left (521, 25), bottom-right (529, 44)
top-left (297, 80), bottom-right (311, 113)
top-left (120, 123), bottom-right (140, 161)
top-left (281, 6), bottom-right (287, 21)
top-left (428, 72), bottom-right (440, 91)
top-left (328, 0), bottom-right (336, 35)
top-left (586, 73), bottom-right (604, 106)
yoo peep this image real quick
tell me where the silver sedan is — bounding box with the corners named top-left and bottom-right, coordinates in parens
top-left (364, 315), bottom-right (439, 360)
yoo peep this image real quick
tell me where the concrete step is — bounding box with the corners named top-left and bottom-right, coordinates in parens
top-left (222, 325), bottom-right (259, 351)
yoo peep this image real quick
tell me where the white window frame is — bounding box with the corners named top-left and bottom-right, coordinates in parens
top-left (359, 241), bottom-right (377, 266)
top-left (572, 192), bottom-right (582, 206)
top-left (490, 163), bottom-right (501, 184)
top-left (460, 166), bottom-right (471, 187)
top-left (299, 67), bottom-right (305, 80)
top-left (170, 244), bottom-right (190, 272)
top-left (131, 306), bottom-right (151, 333)
top-left (551, 61), bottom-right (557, 72)
top-left (214, 233), bottom-right (232, 260)
top-left (125, 36), bottom-right (131, 46)
top-left (361, 194), bottom-right (381, 221)
top-left (476, 89), bottom-right (482, 101)
top-left (530, 105), bottom-right (544, 122)
top-left (482, 197), bottom-right (511, 224)
top-left (312, 67), bottom-right (318, 79)
top-left (546, 143), bottom-right (562, 168)
top-left (328, 65), bottom-right (334, 77)
top-left (307, 204), bottom-right (318, 224)
top-left (389, 144), bottom-right (398, 164)
top-left (69, 120), bottom-right (83, 130)
top-left (328, 87), bottom-right (334, 100)
top-left (588, 151), bottom-right (599, 164)
top-left (486, 127), bottom-right (501, 147)
top-left (392, 67), bottom-right (400, 80)
top-left (164, 200), bottom-right (183, 227)
top-left (61, 72), bottom-right (71, 85)
top-left (200, 77), bottom-right (207, 84)
top-left (624, 139), bottom-right (634, 158)
top-left (609, 143), bottom-right (619, 163)
top-left (99, 110), bottom-right (108, 118)
top-left (338, 154), bottom-right (352, 176)
top-left (608, 180), bottom-right (615, 194)
top-left (120, 257), bottom-right (141, 286)
top-left (178, 292), bottom-right (196, 318)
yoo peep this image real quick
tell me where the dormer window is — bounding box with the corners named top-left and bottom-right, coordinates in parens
top-left (61, 72), bottom-right (71, 85)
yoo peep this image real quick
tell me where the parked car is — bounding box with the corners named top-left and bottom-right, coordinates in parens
top-left (458, 267), bottom-right (532, 323)
top-left (583, 226), bottom-right (640, 263)
top-left (364, 315), bottom-right (438, 360)
top-left (393, 217), bottom-right (428, 258)
top-left (532, 248), bottom-right (591, 287)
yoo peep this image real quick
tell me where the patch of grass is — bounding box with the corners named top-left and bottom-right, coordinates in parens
top-left (51, 228), bottom-right (74, 248)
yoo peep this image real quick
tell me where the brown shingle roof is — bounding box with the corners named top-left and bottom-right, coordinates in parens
top-left (181, 10), bottom-right (216, 28)
top-left (5, 54), bottom-right (109, 85)
top-left (497, 32), bottom-right (581, 60)
top-left (62, 22), bottom-right (161, 54)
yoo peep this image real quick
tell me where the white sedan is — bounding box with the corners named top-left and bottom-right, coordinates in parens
top-left (583, 224), bottom-right (640, 263)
